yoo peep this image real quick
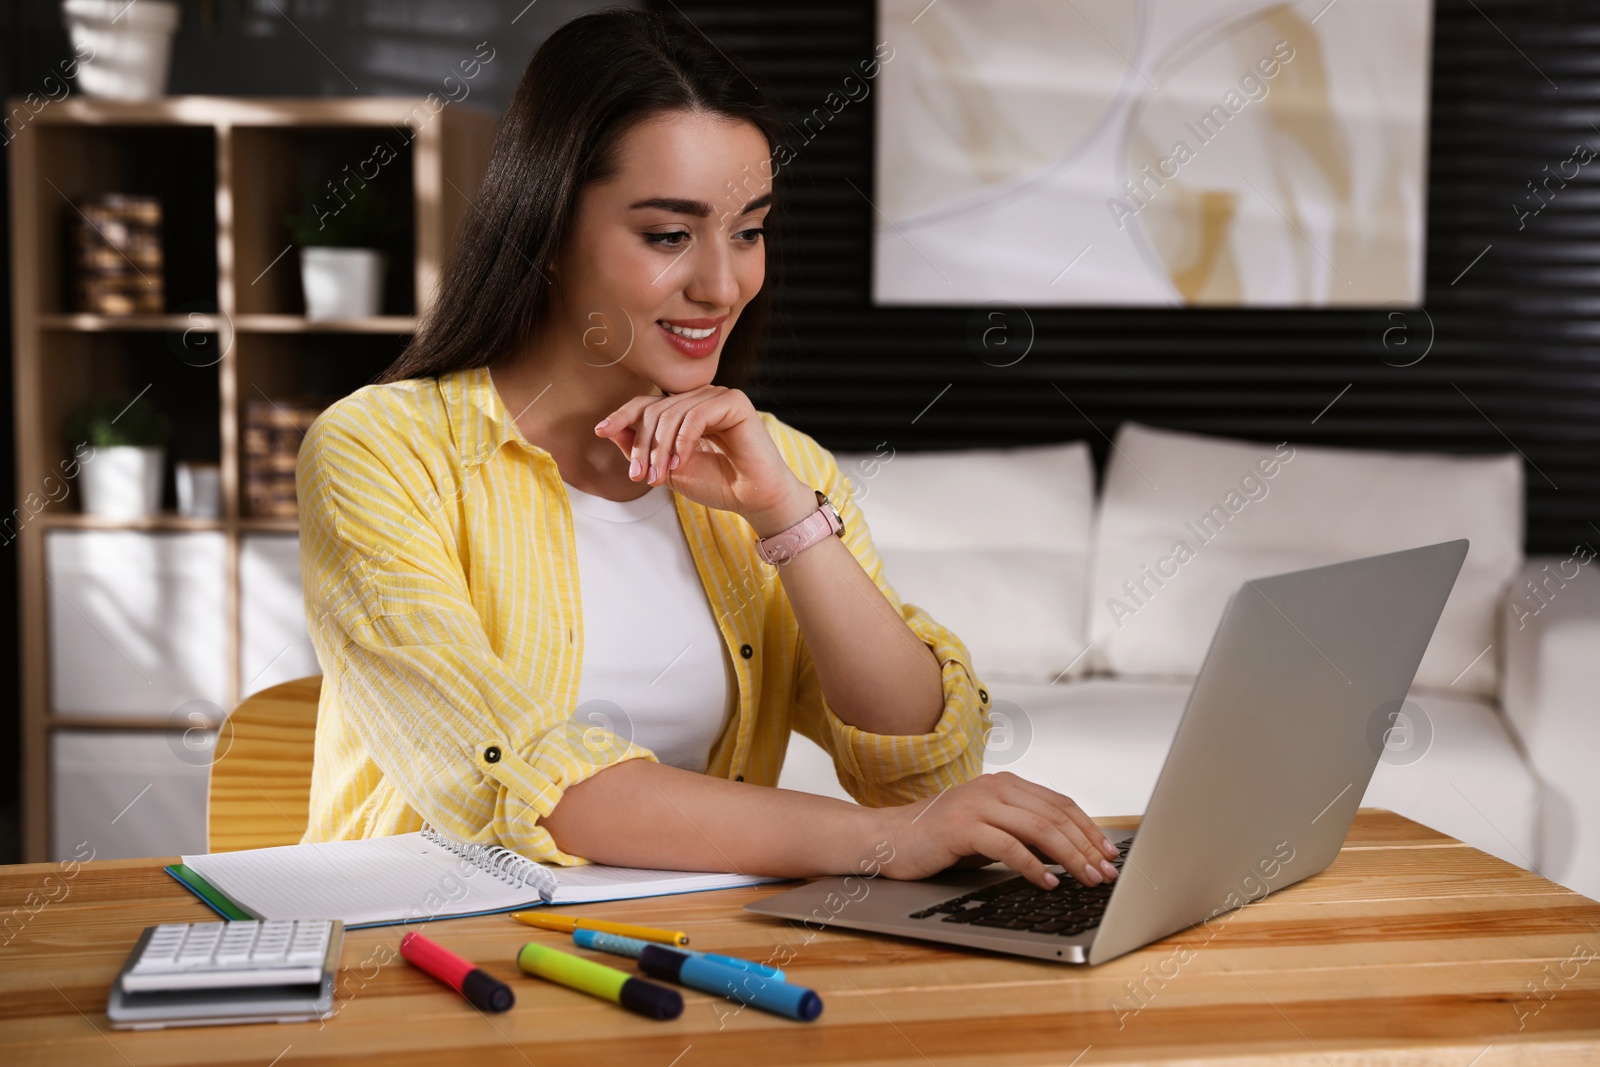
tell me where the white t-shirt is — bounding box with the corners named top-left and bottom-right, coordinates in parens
top-left (565, 479), bottom-right (735, 773)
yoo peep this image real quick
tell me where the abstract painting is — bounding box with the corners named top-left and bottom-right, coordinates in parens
top-left (872, 0), bottom-right (1434, 306)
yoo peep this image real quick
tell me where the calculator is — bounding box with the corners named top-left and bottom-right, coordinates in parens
top-left (107, 919), bottom-right (344, 1029)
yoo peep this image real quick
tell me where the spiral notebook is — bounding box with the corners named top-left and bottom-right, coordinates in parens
top-left (167, 825), bottom-right (783, 929)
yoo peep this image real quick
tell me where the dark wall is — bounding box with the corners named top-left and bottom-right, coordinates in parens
top-left (160, 0), bottom-right (620, 112)
top-left (681, 0), bottom-right (1600, 557)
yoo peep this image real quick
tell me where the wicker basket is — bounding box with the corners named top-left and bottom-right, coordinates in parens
top-left (73, 193), bottom-right (164, 315)
top-left (243, 397), bottom-right (326, 518)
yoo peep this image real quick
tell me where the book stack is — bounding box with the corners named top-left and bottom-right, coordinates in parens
top-left (244, 397), bottom-right (326, 518)
top-left (74, 194), bottom-right (164, 315)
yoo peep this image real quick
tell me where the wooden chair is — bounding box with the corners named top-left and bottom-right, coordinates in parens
top-left (206, 676), bottom-right (322, 853)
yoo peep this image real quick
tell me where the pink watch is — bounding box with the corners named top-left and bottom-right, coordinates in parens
top-left (755, 489), bottom-right (845, 564)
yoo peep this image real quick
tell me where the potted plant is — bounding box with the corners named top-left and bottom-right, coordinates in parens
top-left (62, 0), bottom-right (182, 101)
top-left (286, 182), bottom-right (398, 320)
top-left (66, 395), bottom-right (172, 519)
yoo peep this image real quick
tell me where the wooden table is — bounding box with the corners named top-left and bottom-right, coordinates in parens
top-left (3, 809), bottom-right (1598, 1066)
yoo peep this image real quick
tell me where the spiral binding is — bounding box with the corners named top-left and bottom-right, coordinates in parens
top-left (420, 824), bottom-right (558, 901)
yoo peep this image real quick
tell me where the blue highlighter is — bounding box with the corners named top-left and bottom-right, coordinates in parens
top-left (638, 944), bottom-right (823, 1022)
top-left (573, 929), bottom-right (786, 981)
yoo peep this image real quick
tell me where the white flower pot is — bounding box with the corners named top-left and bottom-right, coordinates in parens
top-left (80, 445), bottom-right (165, 519)
top-left (299, 247), bottom-right (386, 320)
top-left (63, 0), bottom-right (181, 102)
top-left (175, 461), bottom-right (222, 519)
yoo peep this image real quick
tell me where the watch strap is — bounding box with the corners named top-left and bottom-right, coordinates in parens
top-left (755, 490), bottom-right (844, 564)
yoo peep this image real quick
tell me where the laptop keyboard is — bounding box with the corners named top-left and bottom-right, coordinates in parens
top-left (908, 837), bottom-right (1132, 937)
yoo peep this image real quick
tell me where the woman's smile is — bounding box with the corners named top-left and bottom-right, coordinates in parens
top-left (655, 314), bottom-right (728, 358)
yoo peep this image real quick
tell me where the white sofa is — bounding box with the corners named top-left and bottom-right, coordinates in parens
top-left (776, 421), bottom-right (1600, 903)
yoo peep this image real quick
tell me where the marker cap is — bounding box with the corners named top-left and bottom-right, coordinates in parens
top-left (620, 976), bottom-right (684, 1020)
top-left (461, 968), bottom-right (515, 1013)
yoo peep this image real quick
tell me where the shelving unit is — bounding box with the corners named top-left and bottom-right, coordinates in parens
top-left (8, 97), bottom-right (495, 862)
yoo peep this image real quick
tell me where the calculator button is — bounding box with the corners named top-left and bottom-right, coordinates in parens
top-left (176, 930), bottom-right (222, 959)
top-left (130, 955), bottom-right (184, 973)
top-left (287, 924), bottom-right (329, 962)
top-left (138, 933), bottom-right (184, 961)
top-left (215, 929), bottom-right (258, 966)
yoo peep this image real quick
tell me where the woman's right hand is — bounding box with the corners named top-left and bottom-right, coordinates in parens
top-left (873, 772), bottom-right (1122, 890)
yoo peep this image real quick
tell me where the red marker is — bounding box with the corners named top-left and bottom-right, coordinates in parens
top-left (400, 930), bottom-right (515, 1013)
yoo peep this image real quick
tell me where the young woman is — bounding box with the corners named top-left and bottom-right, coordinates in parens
top-left (296, 9), bottom-right (1121, 892)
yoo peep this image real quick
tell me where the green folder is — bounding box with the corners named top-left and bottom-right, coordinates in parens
top-left (164, 864), bottom-right (254, 921)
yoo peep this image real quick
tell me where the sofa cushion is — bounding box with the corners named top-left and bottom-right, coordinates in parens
top-left (1502, 555), bottom-right (1600, 902)
top-left (775, 679), bottom-right (1540, 876)
top-left (833, 440), bottom-right (1095, 683)
top-left (1085, 422), bottom-right (1523, 696)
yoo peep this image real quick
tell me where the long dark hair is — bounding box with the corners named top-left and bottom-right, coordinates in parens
top-left (378, 7), bottom-right (785, 389)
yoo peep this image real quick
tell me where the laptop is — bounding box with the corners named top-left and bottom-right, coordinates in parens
top-left (746, 539), bottom-right (1469, 965)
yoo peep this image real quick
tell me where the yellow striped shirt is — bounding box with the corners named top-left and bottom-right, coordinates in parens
top-left (295, 365), bottom-right (992, 864)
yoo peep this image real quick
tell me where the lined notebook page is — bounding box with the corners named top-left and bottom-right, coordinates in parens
top-left (181, 832), bottom-right (784, 926)
top-left (183, 833), bottom-right (540, 925)
top-left (550, 864), bottom-right (784, 903)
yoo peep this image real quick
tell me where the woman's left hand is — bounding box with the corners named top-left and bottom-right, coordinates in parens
top-left (594, 384), bottom-right (814, 535)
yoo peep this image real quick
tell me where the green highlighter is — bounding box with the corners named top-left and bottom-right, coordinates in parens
top-left (517, 942), bottom-right (683, 1020)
